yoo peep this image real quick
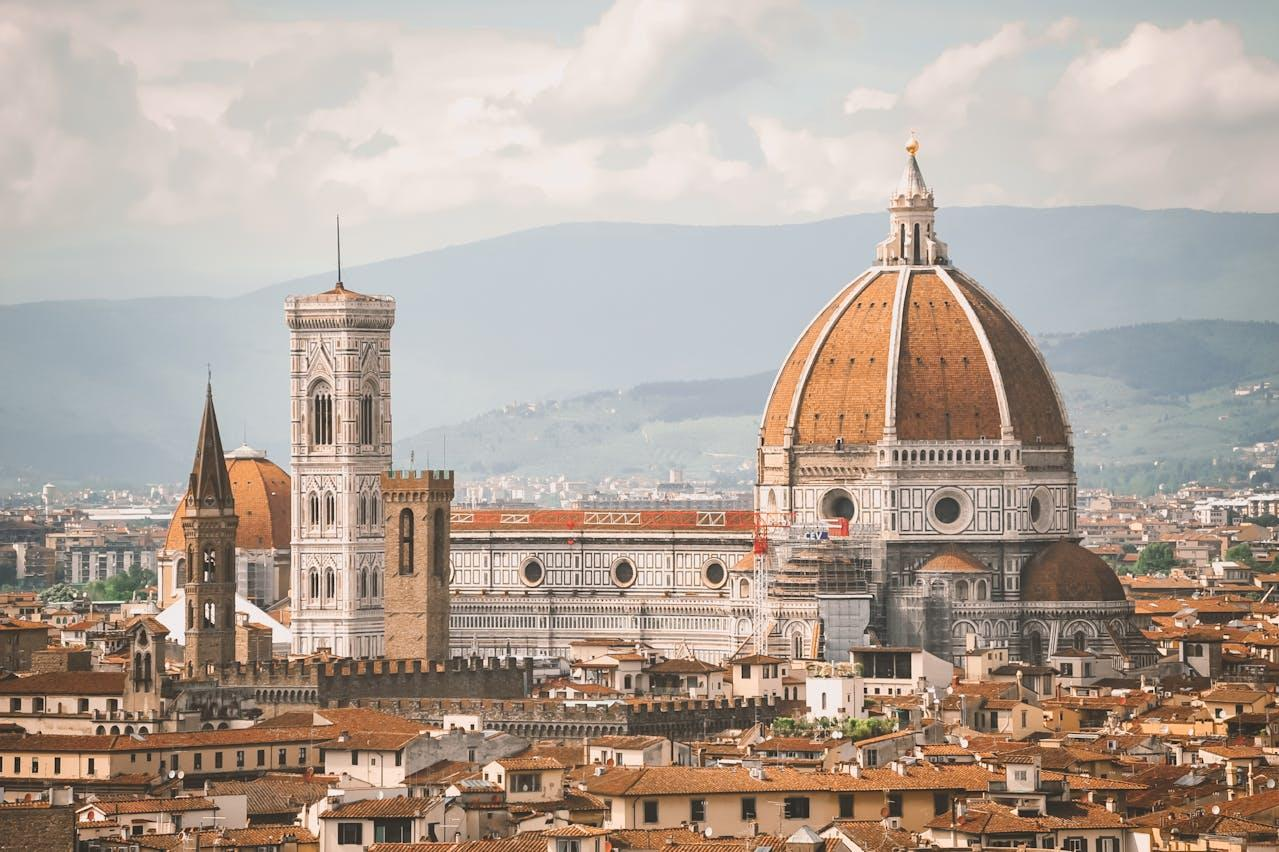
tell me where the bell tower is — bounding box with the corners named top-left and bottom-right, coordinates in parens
top-left (182, 382), bottom-right (239, 673)
top-left (381, 469), bottom-right (454, 660)
top-left (286, 276), bottom-right (395, 658)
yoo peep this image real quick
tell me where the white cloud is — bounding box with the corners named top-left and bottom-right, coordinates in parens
top-left (843, 86), bottom-right (897, 115)
top-left (1042, 19), bottom-right (1279, 209)
top-left (532, 0), bottom-right (798, 133)
top-left (902, 23), bottom-right (1029, 121)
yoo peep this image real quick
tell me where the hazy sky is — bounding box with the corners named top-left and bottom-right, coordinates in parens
top-left (2, 0), bottom-right (1278, 304)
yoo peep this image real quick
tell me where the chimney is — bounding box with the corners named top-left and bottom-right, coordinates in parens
top-left (1105, 798), bottom-right (1116, 813)
top-left (850, 764), bottom-right (861, 779)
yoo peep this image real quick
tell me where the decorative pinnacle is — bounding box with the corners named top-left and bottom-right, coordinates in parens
top-left (906, 130), bottom-right (919, 157)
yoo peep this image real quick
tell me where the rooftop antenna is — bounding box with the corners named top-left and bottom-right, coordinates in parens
top-left (335, 214), bottom-right (343, 287)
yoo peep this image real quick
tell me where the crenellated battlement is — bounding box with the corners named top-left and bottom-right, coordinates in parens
top-left (221, 655), bottom-right (532, 709)
top-left (384, 469), bottom-right (454, 481)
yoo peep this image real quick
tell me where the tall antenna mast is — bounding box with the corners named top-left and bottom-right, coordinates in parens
top-left (336, 214), bottom-right (343, 286)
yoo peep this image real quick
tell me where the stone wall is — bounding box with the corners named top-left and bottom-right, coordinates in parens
top-left (349, 695), bottom-right (801, 740)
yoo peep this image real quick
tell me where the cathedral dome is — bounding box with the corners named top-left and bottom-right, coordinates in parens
top-left (1020, 540), bottom-right (1126, 603)
top-left (164, 445), bottom-right (291, 552)
top-left (759, 141), bottom-right (1068, 452)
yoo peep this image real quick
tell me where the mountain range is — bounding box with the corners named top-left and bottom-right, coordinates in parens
top-left (1, 206), bottom-right (1276, 490)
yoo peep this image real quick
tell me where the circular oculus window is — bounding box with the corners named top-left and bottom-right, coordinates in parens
top-left (702, 560), bottom-right (727, 589)
top-left (611, 558), bottom-right (636, 588)
top-left (927, 488), bottom-right (973, 534)
top-left (820, 488), bottom-right (857, 521)
top-left (520, 558), bottom-right (545, 587)
top-left (1029, 486), bottom-right (1055, 534)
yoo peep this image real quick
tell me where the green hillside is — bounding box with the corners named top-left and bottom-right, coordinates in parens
top-left (399, 320), bottom-right (1279, 495)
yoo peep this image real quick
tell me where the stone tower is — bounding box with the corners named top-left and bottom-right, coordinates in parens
top-left (381, 470), bottom-right (454, 660)
top-left (123, 615), bottom-right (168, 715)
top-left (182, 383), bottom-right (239, 672)
top-left (286, 280), bottom-right (395, 658)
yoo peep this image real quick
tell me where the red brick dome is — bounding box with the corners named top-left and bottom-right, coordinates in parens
top-left (165, 445), bottom-right (290, 552)
top-left (1020, 540), bottom-right (1126, 603)
top-left (760, 267), bottom-right (1068, 450)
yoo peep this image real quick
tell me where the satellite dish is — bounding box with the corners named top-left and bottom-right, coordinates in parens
top-left (831, 731), bottom-right (843, 739)
top-left (704, 826), bottom-right (714, 838)
top-left (958, 737), bottom-right (969, 749)
top-left (178, 770), bottom-right (185, 780)
top-left (1212, 805), bottom-right (1221, 815)
top-left (1269, 779), bottom-right (1276, 790)
top-left (168, 770), bottom-right (176, 780)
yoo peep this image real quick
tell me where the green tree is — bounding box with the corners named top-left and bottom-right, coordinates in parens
top-left (1226, 543), bottom-right (1257, 569)
top-left (39, 583), bottom-right (80, 603)
top-left (1252, 514), bottom-right (1279, 528)
top-left (1135, 541), bottom-right (1177, 575)
top-left (839, 716), bottom-right (896, 742)
top-left (84, 565), bottom-right (156, 602)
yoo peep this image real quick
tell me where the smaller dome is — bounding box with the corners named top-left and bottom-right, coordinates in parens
top-left (1021, 541), bottom-right (1126, 603)
top-left (165, 453), bottom-right (291, 552)
top-left (919, 545), bottom-right (988, 573)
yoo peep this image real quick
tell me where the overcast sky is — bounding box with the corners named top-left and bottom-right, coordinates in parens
top-left (2, 0), bottom-right (1277, 304)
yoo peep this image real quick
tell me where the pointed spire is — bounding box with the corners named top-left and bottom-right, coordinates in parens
top-left (189, 379), bottom-right (234, 511)
top-left (894, 132), bottom-right (930, 199)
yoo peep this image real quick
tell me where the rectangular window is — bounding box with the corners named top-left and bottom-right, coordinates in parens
top-left (8, 698), bottom-right (18, 712)
top-left (1063, 838), bottom-right (1087, 852)
top-left (31, 758), bottom-right (38, 773)
top-left (1098, 839), bottom-right (1119, 852)
top-left (838, 794), bottom-right (854, 819)
top-left (374, 821), bottom-right (413, 842)
top-left (395, 750), bottom-right (403, 767)
top-left (257, 749), bottom-right (266, 767)
top-left (236, 750), bottom-right (245, 768)
top-left (741, 797), bottom-right (757, 821)
top-left (783, 797), bottom-right (810, 819)
top-left (643, 800), bottom-right (659, 824)
top-left (352, 750), bottom-right (360, 765)
top-left (78, 698), bottom-right (89, 713)
top-left (194, 754), bottom-right (202, 770)
top-left (215, 752), bottom-right (223, 769)
top-left (865, 750), bottom-right (878, 767)
top-left (279, 748), bottom-right (287, 765)
top-left (691, 799), bottom-right (706, 823)
top-left (53, 757), bottom-right (61, 775)
top-left (557, 841), bottom-right (581, 852)
top-left (87, 758), bottom-right (95, 775)
top-left (337, 823), bottom-right (363, 845)
top-left (299, 747), bottom-right (308, 764)
top-left (934, 792), bottom-right (949, 816)
top-left (511, 773), bottom-right (542, 793)
top-left (740, 664), bottom-right (752, 678)
top-left (887, 793), bottom-right (903, 818)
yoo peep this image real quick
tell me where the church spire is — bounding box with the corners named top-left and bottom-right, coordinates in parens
top-left (188, 380), bottom-right (234, 511)
top-left (875, 133), bottom-right (949, 266)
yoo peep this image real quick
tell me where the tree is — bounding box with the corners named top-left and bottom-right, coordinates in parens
top-left (840, 716), bottom-right (896, 742)
top-left (1226, 543), bottom-right (1257, 569)
top-left (1253, 514), bottom-right (1279, 528)
top-left (39, 583), bottom-right (79, 603)
top-left (84, 565), bottom-right (156, 602)
top-left (1135, 541), bottom-right (1177, 575)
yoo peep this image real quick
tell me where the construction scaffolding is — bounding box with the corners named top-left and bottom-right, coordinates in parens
top-left (752, 515), bottom-right (884, 659)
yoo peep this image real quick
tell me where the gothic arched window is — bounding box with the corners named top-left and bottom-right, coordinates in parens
top-left (309, 493), bottom-right (320, 528)
top-left (371, 570), bottom-right (379, 599)
top-left (324, 493), bottom-right (336, 528)
top-left (399, 508), bottom-right (415, 575)
top-left (309, 570), bottom-right (319, 600)
top-left (913, 222), bottom-right (921, 264)
top-left (325, 569), bottom-right (335, 600)
top-left (1073, 630), bottom-right (1087, 651)
top-left (431, 508), bottom-right (447, 578)
top-left (359, 387), bottom-right (377, 445)
top-left (311, 383), bottom-right (333, 446)
top-left (358, 568), bottom-right (368, 599)
top-left (357, 494), bottom-right (366, 527)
